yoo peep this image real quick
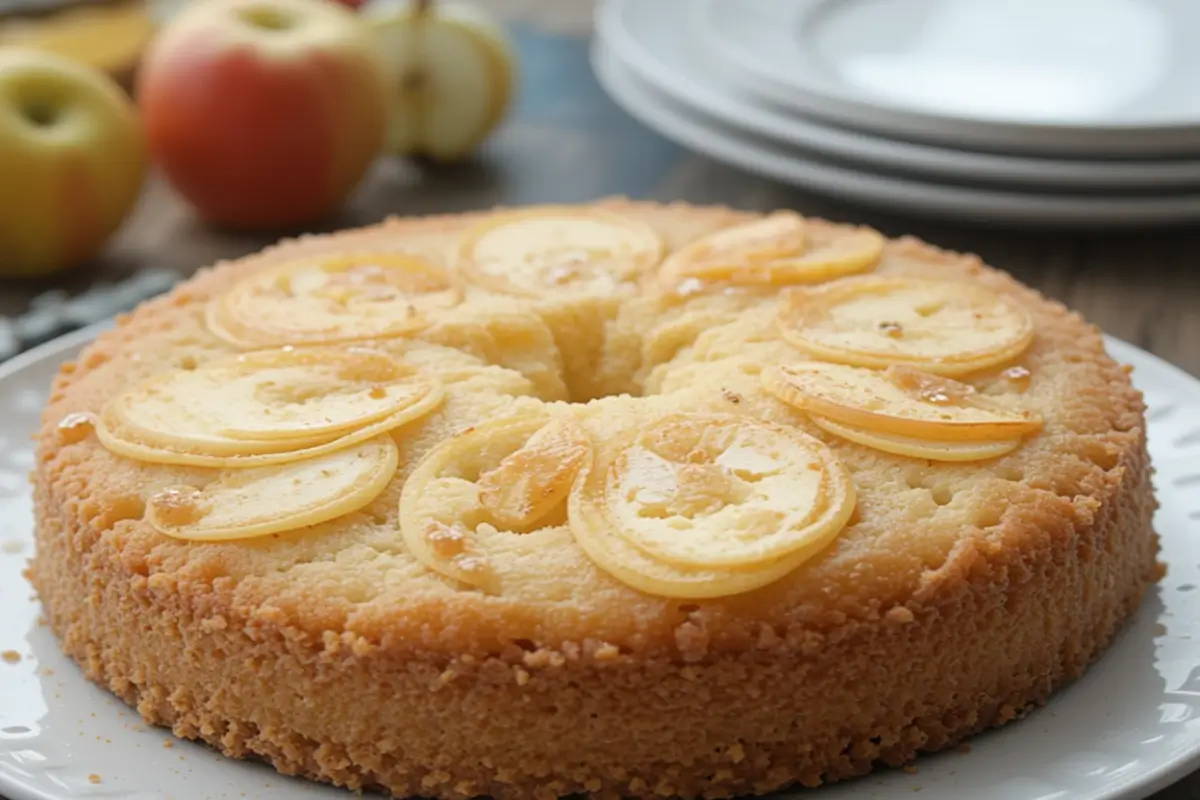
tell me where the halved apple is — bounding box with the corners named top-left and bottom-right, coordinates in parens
top-left (367, 0), bottom-right (517, 162)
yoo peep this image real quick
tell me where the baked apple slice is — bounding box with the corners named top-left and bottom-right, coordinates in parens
top-left (147, 437), bottom-right (398, 541)
top-left (777, 275), bottom-right (1035, 375)
top-left (660, 212), bottom-right (882, 290)
top-left (97, 349), bottom-right (444, 467)
top-left (762, 362), bottom-right (1041, 442)
top-left (399, 410), bottom-right (591, 592)
top-left (207, 252), bottom-right (462, 348)
top-left (455, 206), bottom-right (663, 298)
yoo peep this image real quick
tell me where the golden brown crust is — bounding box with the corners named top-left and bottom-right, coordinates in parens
top-left (30, 200), bottom-right (1161, 798)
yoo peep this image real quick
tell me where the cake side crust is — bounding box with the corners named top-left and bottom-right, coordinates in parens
top-left (31, 403), bottom-right (1160, 798)
top-left (30, 201), bottom-right (1151, 655)
top-left (28, 201), bottom-right (1163, 798)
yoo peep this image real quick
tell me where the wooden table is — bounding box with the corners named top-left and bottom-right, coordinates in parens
top-left (4, 7), bottom-right (1200, 799)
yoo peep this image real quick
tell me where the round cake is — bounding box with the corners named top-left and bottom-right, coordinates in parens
top-left (31, 200), bottom-right (1161, 799)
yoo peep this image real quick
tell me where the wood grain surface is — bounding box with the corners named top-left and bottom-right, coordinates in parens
top-left (3, 3), bottom-right (1199, 798)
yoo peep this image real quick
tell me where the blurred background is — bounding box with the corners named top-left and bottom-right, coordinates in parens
top-left (0, 0), bottom-right (1196, 382)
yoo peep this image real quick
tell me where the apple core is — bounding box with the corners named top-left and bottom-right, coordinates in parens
top-left (238, 5), bottom-right (296, 32)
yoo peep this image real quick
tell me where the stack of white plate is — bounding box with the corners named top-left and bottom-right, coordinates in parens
top-left (592, 0), bottom-right (1200, 227)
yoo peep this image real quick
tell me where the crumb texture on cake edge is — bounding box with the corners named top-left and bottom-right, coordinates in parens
top-left (31, 438), bottom-right (1159, 798)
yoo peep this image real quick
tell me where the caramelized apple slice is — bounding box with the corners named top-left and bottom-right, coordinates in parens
top-left (476, 417), bottom-right (590, 529)
top-left (207, 252), bottom-right (462, 348)
top-left (661, 215), bottom-right (882, 289)
top-left (398, 411), bottom-right (591, 592)
top-left (455, 206), bottom-right (663, 297)
top-left (778, 275), bottom-right (1035, 375)
top-left (147, 437), bottom-right (399, 541)
top-left (97, 386), bottom-right (443, 468)
top-left (112, 347), bottom-right (439, 448)
top-left (667, 211), bottom-right (809, 270)
top-left (762, 362), bottom-right (1042, 442)
top-left (568, 481), bottom-right (834, 600)
top-left (809, 415), bottom-right (1023, 462)
top-left (571, 412), bottom-right (855, 577)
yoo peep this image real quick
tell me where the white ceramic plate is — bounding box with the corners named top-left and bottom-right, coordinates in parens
top-left (2, 325), bottom-right (1200, 800)
top-left (592, 44), bottom-right (1200, 228)
top-left (595, 0), bottom-right (1200, 190)
top-left (694, 0), bottom-right (1200, 157)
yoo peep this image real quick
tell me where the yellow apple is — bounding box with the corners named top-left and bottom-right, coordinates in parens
top-left (367, 0), bottom-right (517, 162)
top-left (0, 48), bottom-right (146, 277)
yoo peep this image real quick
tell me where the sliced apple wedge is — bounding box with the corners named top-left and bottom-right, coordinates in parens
top-left (368, 0), bottom-right (517, 162)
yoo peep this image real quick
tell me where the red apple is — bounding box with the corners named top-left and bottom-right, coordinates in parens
top-left (137, 0), bottom-right (390, 230)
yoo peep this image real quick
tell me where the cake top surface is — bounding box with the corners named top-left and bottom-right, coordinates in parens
top-left (35, 200), bottom-right (1145, 660)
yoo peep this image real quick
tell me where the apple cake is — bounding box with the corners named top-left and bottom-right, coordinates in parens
top-left (31, 200), bottom-right (1161, 799)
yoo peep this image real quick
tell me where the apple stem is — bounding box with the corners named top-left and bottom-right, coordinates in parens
top-left (414, 0), bottom-right (432, 17)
